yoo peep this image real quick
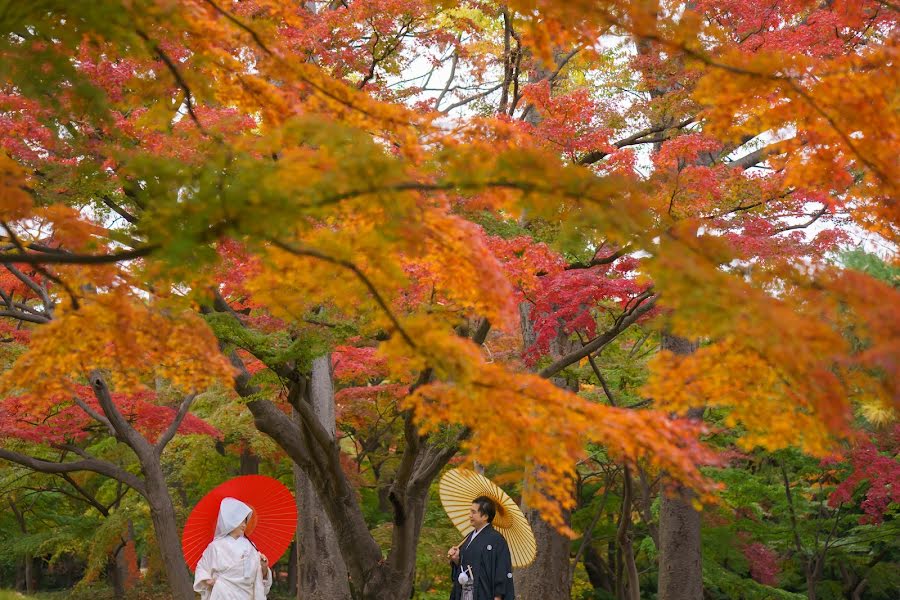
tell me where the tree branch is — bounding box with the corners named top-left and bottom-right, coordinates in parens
top-left (771, 207), bottom-right (828, 234)
top-left (0, 245), bottom-right (156, 266)
top-left (0, 309), bottom-right (49, 324)
top-left (0, 448), bottom-right (147, 496)
top-left (578, 117), bottom-right (697, 166)
top-left (58, 473), bottom-right (112, 516)
top-left (88, 371), bottom-right (152, 457)
top-left (565, 246), bottom-right (631, 270)
top-left (727, 138), bottom-right (793, 170)
top-left (439, 83), bottom-right (504, 114)
top-left (134, 30), bottom-right (206, 133)
top-left (539, 292), bottom-right (657, 378)
top-left (267, 238), bottom-right (417, 349)
top-left (72, 396), bottom-right (117, 439)
top-left (155, 393), bottom-right (198, 454)
top-left (102, 197), bottom-right (139, 224)
top-left (2, 264), bottom-right (53, 312)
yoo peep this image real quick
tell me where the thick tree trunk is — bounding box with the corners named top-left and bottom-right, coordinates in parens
top-left (515, 508), bottom-right (573, 600)
top-left (658, 493), bottom-right (702, 600)
top-left (143, 454), bottom-right (195, 600)
top-left (229, 312), bottom-right (471, 600)
top-left (296, 355), bottom-right (351, 600)
top-left (247, 395), bottom-right (391, 599)
top-left (385, 483), bottom-right (430, 598)
top-left (657, 334), bottom-right (703, 600)
top-left (515, 303), bottom-right (575, 599)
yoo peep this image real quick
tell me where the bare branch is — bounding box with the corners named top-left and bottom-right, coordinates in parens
top-left (727, 138), bottom-right (793, 170)
top-left (439, 83), bottom-right (504, 114)
top-left (2, 264), bottom-right (53, 311)
top-left (134, 29), bottom-right (206, 133)
top-left (58, 473), bottom-right (112, 516)
top-left (88, 371), bottom-right (153, 457)
top-left (0, 448), bottom-right (147, 496)
top-left (155, 393), bottom-right (198, 454)
top-left (0, 245), bottom-right (156, 266)
top-left (435, 42), bottom-right (460, 111)
top-left (565, 246), bottom-right (631, 270)
top-left (72, 396), bottom-right (117, 439)
top-left (772, 207), bottom-right (829, 234)
top-left (579, 117), bottom-right (697, 165)
top-left (101, 197), bottom-right (139, 224)
top-left (202, 0), bottom-right (274, 55)
top-left (0, 309), bottom-right (49, 324)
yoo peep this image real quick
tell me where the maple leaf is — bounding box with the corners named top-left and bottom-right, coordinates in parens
top-left (0, 289), bottom-right (233, 400)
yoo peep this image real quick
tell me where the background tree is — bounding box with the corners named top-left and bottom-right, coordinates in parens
top-left (1, 1), bottom-right (897, 599)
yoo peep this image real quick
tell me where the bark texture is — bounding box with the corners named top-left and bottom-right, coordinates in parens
top-left (296, 355), bottom-right (351, 600)
top-left (515, 302), bottom-right (575, 599)
top-left (657, 334), bottom-right (703, 600)
top-left (658, 493), bottom-right (702, 600)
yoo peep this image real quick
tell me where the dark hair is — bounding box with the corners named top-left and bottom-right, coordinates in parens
top-left (472, 496), bottom-right (496, 523)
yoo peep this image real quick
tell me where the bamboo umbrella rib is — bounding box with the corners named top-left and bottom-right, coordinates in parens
top-left (439, 468), bottom-right (536, 568)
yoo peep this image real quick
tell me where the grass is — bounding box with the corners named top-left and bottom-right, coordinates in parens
top-left (0, 591), bottom-right (71, 600)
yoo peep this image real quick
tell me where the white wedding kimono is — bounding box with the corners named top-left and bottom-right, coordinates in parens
top-left (194, 498), bottom-right (272, 600)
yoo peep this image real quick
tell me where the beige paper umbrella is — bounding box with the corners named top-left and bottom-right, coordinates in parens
top-left (439, 468), bottom-right (537, 568)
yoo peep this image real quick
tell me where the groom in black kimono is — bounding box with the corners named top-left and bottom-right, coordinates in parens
top-left (448, 496), bottom-right (515, 600)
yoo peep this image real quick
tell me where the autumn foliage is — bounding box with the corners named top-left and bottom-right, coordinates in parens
top-left (0, 0), bottom-right (897, 598)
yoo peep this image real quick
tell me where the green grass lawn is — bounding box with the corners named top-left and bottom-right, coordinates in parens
top-left (0, 591), bottom-right (71, 600)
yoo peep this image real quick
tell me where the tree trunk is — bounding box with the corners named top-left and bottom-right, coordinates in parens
top-left (296, 355), bottom-right (351, 600)
top-left (240, 448), bottom-right (260, 475)
top-left (806, 571), bottom-right (817, 600)
top-left (515, 508), bottom-right (573, 600)
top-left (287, 540), bottom-right (298, 596)
top-left (108, 543), bottom-right (128, 600)
top-left (143, 454), bottom-right (195, 600)
top-left (617, 467), bottom-right (641, 600)
top-left (657, 334), bottom-right (703, 600)
top-left (9, 499), bottom-right (35, 594)
top-left (235, 337), bottom-right (466, 599)
top-left (515, 303), bottom-right (575, 599)
top-left (583, 543), bottom-right (614, 593)
top-left (385, 486), bottom-right (429, 599)
top-left (658, 493), bottom-right (702, 600)
top-left (25, 555), bottom-right (35, 595)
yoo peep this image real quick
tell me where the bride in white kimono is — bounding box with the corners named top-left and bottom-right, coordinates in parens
top-left (193, 497), bottom-right (273, 600)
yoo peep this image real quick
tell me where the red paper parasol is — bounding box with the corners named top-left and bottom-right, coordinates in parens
top-left (182, 475), bottom-right (297, 571)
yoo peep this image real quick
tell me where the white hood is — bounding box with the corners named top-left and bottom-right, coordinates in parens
top-left (215, 497), bottom-right (253, 538)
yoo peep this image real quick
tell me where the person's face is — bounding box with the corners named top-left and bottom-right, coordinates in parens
top-left (469, 503), bottom-right (488, 530)
top-left (229, 514), bottom-right (250, 538)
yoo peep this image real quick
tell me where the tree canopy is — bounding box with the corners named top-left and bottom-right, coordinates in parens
top-left (1, 1), bottom-right (896, 599)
